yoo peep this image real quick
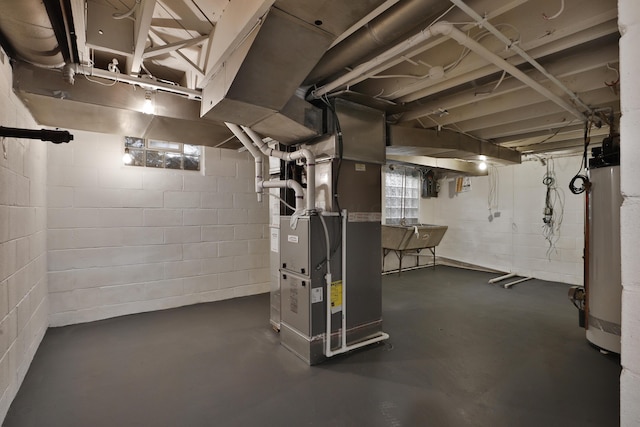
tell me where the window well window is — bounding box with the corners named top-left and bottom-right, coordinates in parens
top-left (124, 136), bottom-right (201, 171)
top-left (384, 165), bottom-right (420, 225)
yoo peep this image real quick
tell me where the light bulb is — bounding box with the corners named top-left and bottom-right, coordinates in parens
top-left (123, 147), bottom-right (133, 164)
top-left (142, 97), bottom-right (154, 115)
top-left (478, 161), bottom-right (487, 171)
top-left (479, 155), bottom-right (487, 161)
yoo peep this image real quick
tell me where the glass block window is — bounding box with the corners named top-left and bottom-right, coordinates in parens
top-left (124, 136), bottom-right (201, 171)
top-left (384, 165), bottom-right (420, 225)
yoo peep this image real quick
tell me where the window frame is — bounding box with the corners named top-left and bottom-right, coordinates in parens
top-left (124, 136), bottom-right (202, 171)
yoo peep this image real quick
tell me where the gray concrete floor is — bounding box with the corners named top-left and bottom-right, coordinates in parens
top-left (5, 266), bottom-right (619, 426)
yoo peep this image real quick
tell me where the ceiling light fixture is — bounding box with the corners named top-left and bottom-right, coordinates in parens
top-left (142, 90), bottom-right (154, 115)
top-left (478, 161), bottom-right (487, 171)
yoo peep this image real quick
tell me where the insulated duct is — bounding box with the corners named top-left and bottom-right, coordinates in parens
top-left (0, 0), bottom-right (65, 67)
top-left (304, 0), bottom-right (450, 85)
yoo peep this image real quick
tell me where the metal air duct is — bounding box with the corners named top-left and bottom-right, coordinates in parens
top-left (0, 0), bottom-right (65, 67)
top-left (303, 0), bottom-right (450, 85)
top-left (200, 0), bottom-right (386, 144)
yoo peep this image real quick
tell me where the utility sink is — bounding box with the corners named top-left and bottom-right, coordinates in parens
top-left (382, 224), bottom-right (448, 274)
top-left (382, 224), bottom-right (448, 251)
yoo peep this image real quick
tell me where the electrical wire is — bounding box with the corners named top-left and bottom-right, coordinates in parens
top-left (80, 60), bottom-right (119, 87)
top-left (569, 119), bottom-right (592, 194)
top-left (421, 115), bottom-right (489, 143)
top-left (543, 0), bottom-right (565, 20)
top-left (266, 192), bottom-right (295, 212)
top-left (541, 158), bottom-right (565, 259)
top-left (113, 0), bottom-right (140, 19)
top-left (487, 165), bottom-right (499, 214)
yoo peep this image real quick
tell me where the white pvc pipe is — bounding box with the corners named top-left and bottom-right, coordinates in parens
top-left (449, 0), bottom-right (591, 114)
top-left (488, 272), bottom-right (517, 284)
top-left (323, 209), bottom-right (390, 358)
top-left (225, 122), bottom-right (264, 202)
top-left (241, 126), bottom-right (316, 213)
top-left (504, 276), bottom-right (533, 289)
top-left (318, 213), bottom-right (333, 357)
top-left (260, 180), bottom-right (304, 212)
top-left (341, 209), bottom-right (347, 349)
top-left (312, 21), bottom-right (586, 121)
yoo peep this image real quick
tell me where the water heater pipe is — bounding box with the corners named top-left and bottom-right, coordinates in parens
top-left (241, 125), bottom-right (316, 213)
top-left (311, 21), bottom-right (586, 121)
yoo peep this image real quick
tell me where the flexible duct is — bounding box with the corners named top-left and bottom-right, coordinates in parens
top-left (312, 21), bottom-right (586, 121)
top-left (304, 0), bottom-right (448, 84)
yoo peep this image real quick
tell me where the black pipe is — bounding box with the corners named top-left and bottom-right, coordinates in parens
top-left (0, 126), bottom-right (73, 144)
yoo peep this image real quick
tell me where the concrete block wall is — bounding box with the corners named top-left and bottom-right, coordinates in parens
top-left (619, 0), bottom-right (640, 424)
top-left (47, 129), bottom-right (270, 326)
top-left (419, 156), bottom-right (584, 284)
top-left (0, 51), bottom-right (49, 420)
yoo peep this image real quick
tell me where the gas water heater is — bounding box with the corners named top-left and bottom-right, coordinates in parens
top-left (570, 133), bottom-right (621, 353)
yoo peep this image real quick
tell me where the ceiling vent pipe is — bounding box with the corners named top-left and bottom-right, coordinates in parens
top-left (303, 0), bottom-right (450, 85)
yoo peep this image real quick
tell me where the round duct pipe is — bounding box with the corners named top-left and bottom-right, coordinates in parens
top-left (0, 0), bottom-right (65, 68)
top-left (303, 0), bottom-right (449, 85)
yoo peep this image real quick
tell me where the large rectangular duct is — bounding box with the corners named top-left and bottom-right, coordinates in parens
top-left (387, 125), bottom-right (522, 165)
top-left (201, 0), bottom-right (385, 143)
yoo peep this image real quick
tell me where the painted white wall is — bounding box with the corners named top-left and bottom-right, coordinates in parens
top-left (419, 156), bottom-right (584, 284)
top-left (0, 51), bottom-right (49, 420)
top-left (619, 0), bottom-right (640, 424)
top-left (47, 130), bottom-right (270, 326)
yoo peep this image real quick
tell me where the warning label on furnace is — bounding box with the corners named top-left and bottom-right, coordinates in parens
top-left (330, 280), bottom-right (343, 314)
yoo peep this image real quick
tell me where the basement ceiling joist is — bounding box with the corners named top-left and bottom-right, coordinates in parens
top-left (0, 0), bottom-right (619, 159)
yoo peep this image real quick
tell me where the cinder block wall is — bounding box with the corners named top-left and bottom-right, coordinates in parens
top-left (419, 156), bottom-right (584, 284)
top-left (47, 130), bottom-right (270, 326)
top-left (0, 51), bottom-right (49, 419)
top-left (619, 0), bottom-right (640, 424)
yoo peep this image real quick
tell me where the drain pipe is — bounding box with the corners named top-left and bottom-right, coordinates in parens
top-left (225, 122), bottom-right (305, 212)
top-left (449, 0), bottom-right (592, 115)
top-left (311, 21), bottom-right (586, 122)
top-left (241, 126), bottom-right (316, 213)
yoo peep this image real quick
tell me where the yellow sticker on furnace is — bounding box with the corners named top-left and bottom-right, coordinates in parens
top-left (330, 280), bottom-right (343, 314)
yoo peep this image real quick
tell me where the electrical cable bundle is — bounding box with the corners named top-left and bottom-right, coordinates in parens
top-left (569, 119), bottom-right (592, 194)
top-left (487, 165), bottom-right (499, 215)
top-left (542, 158), bottom-right (565, 259)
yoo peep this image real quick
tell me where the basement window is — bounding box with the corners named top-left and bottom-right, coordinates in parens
top-left (124, 136), bottom-right (201, 171)
top-left (384, 165), bottom-right (420, 225)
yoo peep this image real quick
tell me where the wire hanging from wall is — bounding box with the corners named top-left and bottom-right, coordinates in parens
top-left (541, 158), bottom-right (565, 259)
top-left (487, 165), bottom-right (499, 219)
